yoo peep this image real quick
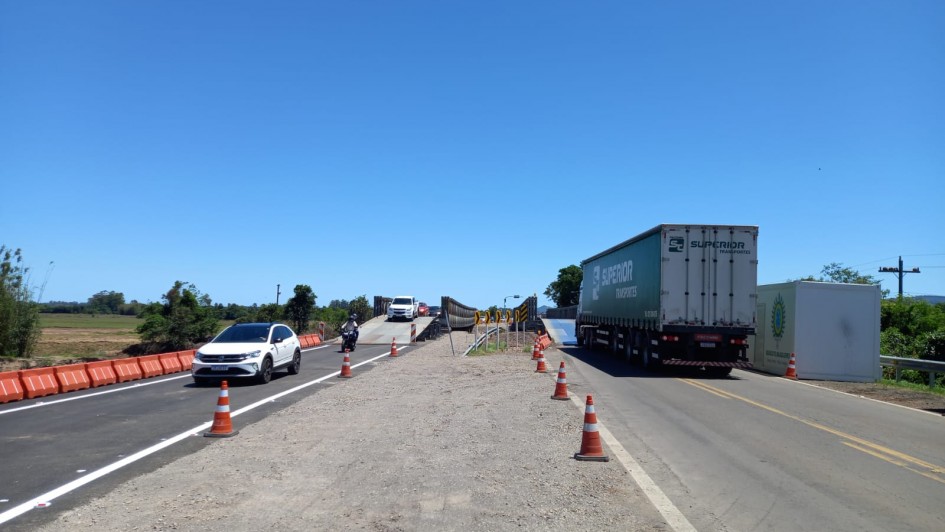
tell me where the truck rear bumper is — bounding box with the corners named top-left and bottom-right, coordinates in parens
top-left (660, 360), bottom-right (753, 368)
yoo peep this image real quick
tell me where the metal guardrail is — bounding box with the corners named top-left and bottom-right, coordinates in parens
top-left (880, 355), bottom-right (945, 388)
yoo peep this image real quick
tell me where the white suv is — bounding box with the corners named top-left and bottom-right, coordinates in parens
top-left (192, 323), bottom-right (301, 384)
top-left (387, 296), bottom-right (419, 321)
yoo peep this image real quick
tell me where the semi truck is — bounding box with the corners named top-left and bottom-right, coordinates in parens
top-left (576, 224), bottom-right (758, 376)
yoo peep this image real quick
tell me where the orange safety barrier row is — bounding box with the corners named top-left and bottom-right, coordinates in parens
top-left (0, 336), bottom-right (321, 405)
top-left (18, 367), bottom-right (59, 399)
top-left (85, 360), bottom-right (118, 388)
top-left (537, 334), bottom-right (553, 351)
top-left (55, 363), bottom-right (91, 394)
top-left (0, 371), bottom-right (25, 404)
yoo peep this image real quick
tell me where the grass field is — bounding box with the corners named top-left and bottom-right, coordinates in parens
top-left (39, 313), bottom-right (141, 329)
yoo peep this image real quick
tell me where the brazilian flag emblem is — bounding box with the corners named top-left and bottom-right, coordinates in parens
top-left (771, 294), bottom-right (786, 339)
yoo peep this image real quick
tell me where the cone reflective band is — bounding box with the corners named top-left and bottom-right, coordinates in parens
top-left (205, 380), bottom-right (238, 438)
top-left (551, 361), bottom-right (569, 400)
top-left (574, 395), bottom-right (609, 461)
top-left (532, 341), bottom-right (540, 360)
top-left (535, 354), bottom-right (547, 373)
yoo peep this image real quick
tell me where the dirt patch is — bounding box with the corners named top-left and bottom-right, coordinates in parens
top-left (806, 380), bottom-right (945, 415)
top-left (1, 328), bottom-right (141, 372)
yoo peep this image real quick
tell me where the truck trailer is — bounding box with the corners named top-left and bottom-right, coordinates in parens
top-left (576, 224), bottom-right (758, 376)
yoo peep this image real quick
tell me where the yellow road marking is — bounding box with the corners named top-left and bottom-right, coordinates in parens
top-left (680, 379), bottom-right (945, 485)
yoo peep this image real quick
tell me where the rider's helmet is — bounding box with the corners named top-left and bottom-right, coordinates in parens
top-left (349, 314), bottom-right (357, 321)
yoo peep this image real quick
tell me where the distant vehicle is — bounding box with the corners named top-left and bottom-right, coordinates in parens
top-left (576, 224), bottom-right (758, 377)
top-left (192, 323), bottom-right (301, 384)
top-left (387, 296), bottom-right (419, 321)
top-left (427, 305), bottom-right (441, 317)
top-left (418, 302), bottom-right (430, 316)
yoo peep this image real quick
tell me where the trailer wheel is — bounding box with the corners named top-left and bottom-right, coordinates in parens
top-left (583, 328), bottom-right (594, 350)
top-left (643, 345), bottom-right (658, 370)
top-left (622, 329), bottom-right (633, 362)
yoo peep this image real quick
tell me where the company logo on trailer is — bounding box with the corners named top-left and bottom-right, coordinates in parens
top-left (771, 294), bottom-right (786, 339)
top-left (668, 237), bottom-right (685, 252)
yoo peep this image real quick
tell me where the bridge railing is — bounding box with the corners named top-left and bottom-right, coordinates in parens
top-left (880, 355), bottom-right (945, 389)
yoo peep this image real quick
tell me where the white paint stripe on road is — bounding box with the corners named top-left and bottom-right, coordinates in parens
top-left (566, 392), bottom-right (696, 532)
top-left (0, 346), bottom-right (402, 526)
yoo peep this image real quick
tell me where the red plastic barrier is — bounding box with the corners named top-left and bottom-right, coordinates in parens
top-left (137, 355), bottom-right (164, 378)
top-left (0, 371), bottom-right (25, 404)
top-left (309, 334), bottom-right (321, 347)
top-left (177, 350), bottom-right (196, 371)
top-left (112, 358), bottom-right (143, 382)
top-left (18, 367), bottom-right (59, 399)
top-left (158, 352), bottom-right (182, 374)
top-left (55, 363), bottom-right (91, 393)
top-left (85, 360), bottom-right (118, 388)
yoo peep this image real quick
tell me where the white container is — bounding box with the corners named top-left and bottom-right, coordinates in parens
top-left (753, 281), bottom-right (881, 382)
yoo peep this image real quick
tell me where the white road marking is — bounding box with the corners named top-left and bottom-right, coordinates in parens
top-left (566, 392), bottom-right (697, 532)
top-left (0, 346), bottom-right (402, 526)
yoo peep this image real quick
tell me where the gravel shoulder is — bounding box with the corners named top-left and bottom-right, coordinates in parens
top-left (37, 334), bottom-right (668, 531)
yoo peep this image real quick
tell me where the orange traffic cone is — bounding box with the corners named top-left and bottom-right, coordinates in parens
top-left (390, 338), bottom-right (398, 357)
top-left (535, 353), bottom-right (548, 373)
top-left (532, 340), bottom-right (540, 360)
top-left (784, 352), bottom-right (798, 380)
top-left (551, 361), bottom-right (569, 400)
top-left (205, 380), bottom-right (238, 438)
top-left (340, 351), bottom-right (353, 378)
top-left (574, 395), bottom-right (609, 461)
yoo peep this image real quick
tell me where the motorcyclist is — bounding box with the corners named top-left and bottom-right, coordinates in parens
top-left (341, 314), bottom-right (359, 346)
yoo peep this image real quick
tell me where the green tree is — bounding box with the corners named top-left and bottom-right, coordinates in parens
top-left (136, 281), bottom-right (219, 351)
top-left (88, 290), bottom-right (125, 314)
top-left (0, 246), bottom-right (41, 357)
top-left (800, 263), bottom-right (889, 297)
top-left (253, 303), bottom-right (283, 323)
top-left (284, 284), bottom-right (317, 333)
top-left (348, 295), bottom-right (373, 322)
top-left (544, 265), bottom-right (583, 307)
top-left (314, 306), bottom-right (348, 336)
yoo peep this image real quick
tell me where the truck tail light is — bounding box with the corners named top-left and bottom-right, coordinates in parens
top-left (660, 335), bottom-right (680, 342)
top-left (729, 338), bottom-right (747, 345)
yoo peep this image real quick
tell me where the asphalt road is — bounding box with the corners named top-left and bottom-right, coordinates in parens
top-left (0, 341), bottom-right (404, 531)
top-left (559, 344), bottom-right (945, 532)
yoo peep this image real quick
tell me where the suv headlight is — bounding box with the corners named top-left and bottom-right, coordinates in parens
top-left (237, 350), bottom-right (262, 361)
top-left (196, 351), bottom-right (205, 361)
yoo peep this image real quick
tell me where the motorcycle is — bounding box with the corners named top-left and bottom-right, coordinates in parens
top-left (341, 329), bottom-right (358, 352)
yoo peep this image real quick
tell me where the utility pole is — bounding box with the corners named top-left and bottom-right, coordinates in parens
top-left (879, 256), bottom-right (920, 298)
top-left (276, 284), bottom-right (282, 306)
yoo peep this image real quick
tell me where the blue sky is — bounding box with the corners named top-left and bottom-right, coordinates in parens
top-left (2, 1), bottom-right (943, 309)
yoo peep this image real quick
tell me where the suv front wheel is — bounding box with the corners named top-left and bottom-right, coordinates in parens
top-left (256, 356), bottom-right (273, 384)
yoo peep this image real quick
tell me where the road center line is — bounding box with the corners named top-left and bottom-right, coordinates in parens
top-left (680, 379), bottom-right (945, 485)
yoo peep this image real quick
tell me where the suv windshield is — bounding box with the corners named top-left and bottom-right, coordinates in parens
top-left (392, 297), bottom-right (412, 305)
top-left (214, 325), bottom-right (271, 343)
